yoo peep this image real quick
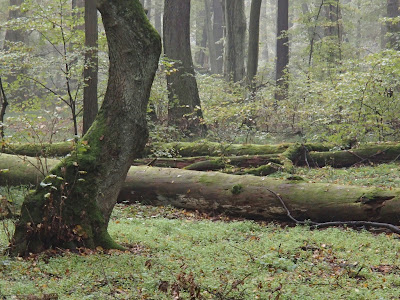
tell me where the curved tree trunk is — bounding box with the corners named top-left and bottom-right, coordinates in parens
top-left (10, 0), bottom-right (161, 256)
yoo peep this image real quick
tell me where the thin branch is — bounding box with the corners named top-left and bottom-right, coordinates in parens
top-left (20, 74), bottom-right (69, 105)
top-left (0, 77), bottom-right (9, 144)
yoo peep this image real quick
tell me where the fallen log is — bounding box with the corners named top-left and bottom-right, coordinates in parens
top-left (5, 141), bottom-right (400, 171)
top-left (2, 142), bottom-right (74, 157)
top-left (305, 143), bottom-right (400, 168)
top-left (134, 155), bottom-right (283, 169)
top-left (2, 141), bottom-right (330, 158)
top-left (2, 153), bottom-right (400, 225)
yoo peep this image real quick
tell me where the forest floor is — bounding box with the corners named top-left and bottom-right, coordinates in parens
top-left (1, 163), bottom-right (400, 299)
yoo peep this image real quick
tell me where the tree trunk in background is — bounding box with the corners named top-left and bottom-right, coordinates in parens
top-left (163, 0), bottom-right (206, 136)
top-left (247, 0), bottom-right (262, 86)
top-left (204, 0), bottom-right (217, 74)
top-left (4, 0), bottom-right (26, 45)
top-left (11, 0), bottom-right (161, 256)
top-left (212, 0), bottom-right (224, 74)
top-left (3, 0), bottom-right (28, 103)
top-left (82, 0), bottom-right (99, 135)
top-left (323, 0), bottom-right (342, 62)
top-left (154, 0), bottom-right (162, 35)
top-left (275, 0), bottom-right (289, 101)
top-left (260, 0), bottom-right (269, 62)
top-left (224, 0), bottom-right (246, 82)
top-left (387, 0), bottom-right (400, 50)
top-left (195, 9), bottom-right (208, 68)
top-left (145, 0), bottom-right (152, 20)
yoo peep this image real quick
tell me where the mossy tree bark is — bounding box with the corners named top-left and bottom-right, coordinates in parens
top-left (10, 0), bottom-right (161, 256)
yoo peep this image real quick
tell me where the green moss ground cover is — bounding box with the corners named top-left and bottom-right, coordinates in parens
top-left (0, 164), bottom-right (400, 299)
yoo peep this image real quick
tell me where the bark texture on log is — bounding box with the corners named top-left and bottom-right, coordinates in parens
top-left (119, 167), bottom-right (400, 224)
top-left (2, 154), bottom-right (400, 225)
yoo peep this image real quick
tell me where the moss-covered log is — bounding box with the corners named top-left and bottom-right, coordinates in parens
top-left (2, 141), bottom-right (331, 158)
top-left (3, 154), bottom-right (400, 225)
top-left (0, 153), bottom-right (55, 186)
top-left (9, 0), bottom-right (162, 256)
top-left (305, 143), bottom-right (400, 168)
top-left (118, 166), bottom-right (400, 224)
top-left (1, 142), bottom-right (74, 157)
top-left (134, 154), bottom-right (283, 169)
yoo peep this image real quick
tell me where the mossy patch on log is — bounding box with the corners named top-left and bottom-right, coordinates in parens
top-left (231, 184), bottom-right (244, 195)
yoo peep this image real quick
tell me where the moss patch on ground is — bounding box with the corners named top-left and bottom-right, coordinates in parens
top-left (0, 203), bottom-right (399, 299)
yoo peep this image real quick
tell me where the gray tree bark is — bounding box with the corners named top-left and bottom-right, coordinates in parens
top-left (10, 0), bottom-right (161, 256)
top-left (224, 0), bottom-right (246, 82)
top-left (163, 0), bottom-right (206, 136)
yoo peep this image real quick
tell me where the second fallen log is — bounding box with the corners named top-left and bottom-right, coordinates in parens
top-left (119, 166), bottom-right (400, 224)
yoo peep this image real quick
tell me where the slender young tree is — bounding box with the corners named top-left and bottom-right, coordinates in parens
top-left (224, 0), bottom-right (246, 82)
top-left (163, 0), bottom-right (205, 136)
top-left (247, 0), bottom-right (263, 86)
top-left (82, 0), bottom-right (98, 134)
top-left (0, 77), bottom-right (8, 146)
top-left (275, 0), bottom-right (289, 101)
top-left (11, 0), bottom-right (161, 256)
